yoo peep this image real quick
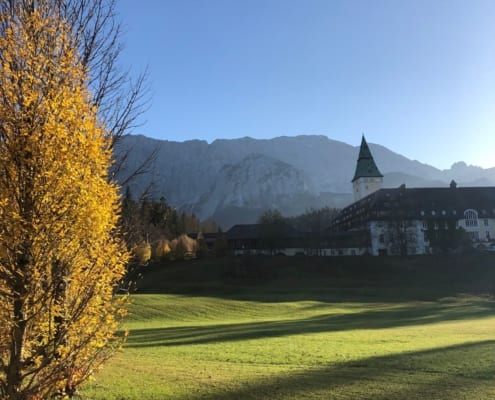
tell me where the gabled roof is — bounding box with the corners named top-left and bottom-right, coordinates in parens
top-left (226, 224), bottom-right (261, 240)
top-left (352, 135), bottom-right (383, 182)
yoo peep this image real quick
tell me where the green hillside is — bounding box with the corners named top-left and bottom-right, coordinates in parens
top-left (82, 255), bottom-right (495, 399)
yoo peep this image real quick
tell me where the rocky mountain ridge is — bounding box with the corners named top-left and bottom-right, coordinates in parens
top-left (115, 134), bottom-right (495, 228)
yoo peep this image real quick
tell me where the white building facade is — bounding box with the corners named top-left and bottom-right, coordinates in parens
top-left (333, 186), bottom-right (495, 255)
top-left (331, 137), bottom-right (495, 255)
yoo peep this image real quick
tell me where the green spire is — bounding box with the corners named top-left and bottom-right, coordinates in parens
top-left (352, 135), bottom-right (383, 182)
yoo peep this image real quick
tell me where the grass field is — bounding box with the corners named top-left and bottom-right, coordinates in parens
top-left (81, 255), bottom-right (495, 399)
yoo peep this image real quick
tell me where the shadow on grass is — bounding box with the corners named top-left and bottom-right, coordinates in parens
top-left (125, 298), bottom-right (495, 348)
top-left (194, 340), bottom-right (495, 400)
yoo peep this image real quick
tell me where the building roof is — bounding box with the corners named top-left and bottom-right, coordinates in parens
top-left (352, 136), bottom-right (383, 182)
top-left (369, 186), bottom-right (495, 216)
top-left (332, 186), bottom-right (495, 231)
top-left (187, 232), bottom-right (221, 241)
top-left (226, 223), bottom-right (305, 240)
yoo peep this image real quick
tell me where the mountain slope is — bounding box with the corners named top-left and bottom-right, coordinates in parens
top-left (115, 134), bottom-right (495, 227)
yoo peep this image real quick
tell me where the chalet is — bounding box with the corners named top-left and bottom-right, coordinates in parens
top-left (226, 224), bottom-right (371, 256)
top-left (226, 223), bottom-right (306, 256)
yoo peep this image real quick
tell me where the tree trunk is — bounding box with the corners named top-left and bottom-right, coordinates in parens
top-left (6, 256), bottom-right (28, 400)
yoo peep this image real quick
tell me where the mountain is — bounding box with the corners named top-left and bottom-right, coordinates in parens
top-left (114, 134), bottom-right (495, 228)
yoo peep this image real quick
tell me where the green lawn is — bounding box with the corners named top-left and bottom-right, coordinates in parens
top-left (81, 256), bottom-right (495, 399)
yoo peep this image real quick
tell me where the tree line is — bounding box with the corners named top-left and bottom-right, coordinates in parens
top-left (121, 188), bottom-right (220, 264)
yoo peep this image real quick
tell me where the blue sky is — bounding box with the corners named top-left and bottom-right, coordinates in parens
top-left (116, 0), bottom-right (495, 170)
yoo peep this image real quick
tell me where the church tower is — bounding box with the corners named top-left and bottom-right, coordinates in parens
top-left (352, 135), bottom-right (383, 202)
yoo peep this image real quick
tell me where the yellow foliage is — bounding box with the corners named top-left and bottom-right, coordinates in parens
top-left (170, 234), bottom-right (198, 260)
top-left (0, 5), bottom-right (128, 399)
top-left (152, 239), bottom-right (172, 260)
top-left (133, 241), bottom-right (152, 265)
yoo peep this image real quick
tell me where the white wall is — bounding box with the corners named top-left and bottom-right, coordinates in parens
top-left (353, 177), bottom-right (383, 202)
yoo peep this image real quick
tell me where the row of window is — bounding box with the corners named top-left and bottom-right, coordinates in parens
top-left (421, 219), bottom-right (491, 230)
top-left (418, 210), bottom-right (489, 229)
top-left (419, 209), bottom-right (495, 218)
top-left (374, 218), bottom-right (491, 231)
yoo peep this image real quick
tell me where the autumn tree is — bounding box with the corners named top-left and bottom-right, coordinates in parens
top-left (120, 192), bottom-right (219, 261)
top-left (2, 0), bottom-right (152, 185)
top-left (0, 3), bottom-right (128, 399)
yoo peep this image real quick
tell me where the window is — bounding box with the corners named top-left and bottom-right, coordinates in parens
top-left (379, 234), bottom-right (385, 243)
top-left (422, 221), bottom-right (428, 230)
top-left (486, 231), bottom-right (490, 240)
top-left (464, 209), bottom-right (478, 227)
top-left (431, 210), bottom-right (436, 216)
top-left (484, 219), bottom-right (489, 227)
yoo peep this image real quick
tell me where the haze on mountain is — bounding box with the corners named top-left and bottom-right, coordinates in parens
top-left (115, 134), bottom-right (495, 229)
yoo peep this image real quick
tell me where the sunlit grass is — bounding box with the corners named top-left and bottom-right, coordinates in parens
top-left (81, 292), bottom-right (495, 399)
